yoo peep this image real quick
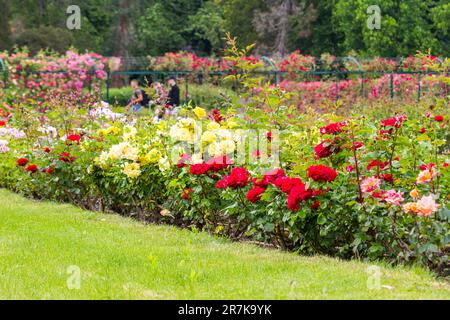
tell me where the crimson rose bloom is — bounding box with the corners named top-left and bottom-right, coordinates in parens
top-left (307, 165), bottom-right (338, 183)
top-left (280, 177), bottom-right (303, 194)
top-left (264, 168), bottom-right (285, 183)
top-left (206, 156), bottom-right (233, 172)
top-left (190, 163), bottom-right (211, 175)
top-left (246, 186), bottom-right (266, 203)
top-left (66, 134), bottom-right (81, 144)
top-left (215, 176), bottom-right (230, 189)
top-left (227, 167), bottom-right (249, 188)
top-left (252, 177), bottom-right (269, 188)
top-left (435, 115), bottom-right (444, 122)
top-left (319, 122), bottom-right (346, 135)
top-left (26, 164), bottom-right (39, 174)
top-left (59, 152), bottom-right (76, 163)
top-left (381, 116), bottom-right (405, 128)
top-left (0, 120), bottom-right (6, 127)
top-left (314, 139), bottom-right (334, 159)
top-left (311, 200), bottom-right (320, 210)
top-left (176, 154), bottom-right (191, 168)
top-left (181, 188), bottom-right (193, 200)
top-left (287, 184), bottom-right (312, 212)
top-left (16, 158), bottom-right (29, 167)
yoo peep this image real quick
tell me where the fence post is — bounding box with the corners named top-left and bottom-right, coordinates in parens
top-left (389, 73), bottom-right (394, 100)
top-left (335, 73), bottom-right (339, 102)
top-left (0, 58), bottom-right (6, 88)
top-left (105, 71), bottom-right (110, 103)
top-left (360, 71), bottom-right (365, 98)
top-left (185, 74), bottom-right (189, 103)
top-left (417, 73), bottom-right (421, 102)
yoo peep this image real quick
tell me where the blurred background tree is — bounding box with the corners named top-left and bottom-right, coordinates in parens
top-left (0, 0), bottom-right (448, 57)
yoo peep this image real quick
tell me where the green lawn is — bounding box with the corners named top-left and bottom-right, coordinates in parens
top-left (0, 189), bottom-right (448, 300)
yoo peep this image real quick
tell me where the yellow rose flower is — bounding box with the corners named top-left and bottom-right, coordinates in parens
top-left (220, 139), bottom-right (236, 154)
top-left (193, 107), bottom-right (207, 119)
top-left (123, 162), bottom-right (141, 179)
top-left (207, 121), bottom-right (221, 131)
top-left (201, 131), bottom-right (216, 145)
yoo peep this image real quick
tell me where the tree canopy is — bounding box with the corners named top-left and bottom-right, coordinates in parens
top-left (0, 0), bottom-right (448, 57)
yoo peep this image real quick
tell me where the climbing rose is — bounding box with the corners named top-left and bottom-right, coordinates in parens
top-left (307, 165), bottom-right (338, 183)
top-left (16, 158), bottom-right (29, 167)
top-left (246, 186), bottom-right (266, 203)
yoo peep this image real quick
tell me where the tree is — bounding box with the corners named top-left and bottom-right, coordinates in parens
top-left (185, 1), bottom-right (226, 54)
top-left (334, 0), bottom-right (449, 57)
top-left (0, 0), bottom-right (12, 50)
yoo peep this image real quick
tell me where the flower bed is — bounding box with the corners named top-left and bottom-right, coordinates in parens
top-left (0, 46), bottom-right (449, 275)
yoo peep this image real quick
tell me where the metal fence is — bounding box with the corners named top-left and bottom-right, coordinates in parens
top-left (1, 66), bottom-right (449, 104)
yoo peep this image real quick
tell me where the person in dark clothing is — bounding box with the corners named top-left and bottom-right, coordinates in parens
top-left (167, 77), bottom-right (180, 107)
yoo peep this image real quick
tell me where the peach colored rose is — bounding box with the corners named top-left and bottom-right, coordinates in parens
top-left (416, 195), bottom-right (439, 216)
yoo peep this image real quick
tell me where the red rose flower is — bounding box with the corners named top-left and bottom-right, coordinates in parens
top-left (367, 160), bottom-right (388, 171)
top-left (226, 167), bottom-right (249, 188)
top-left (264, 168), bottom-right (285, 183)
top-left (252, 177), bottom-right (269, 188)
top-left (381, 116), bottom-right (405, 128)
top-left (382, 173), bottom-right (393, 183)
top-left (176, 154), bottom-right (191, 168)
top-left (267, 131), bottom-right (272, 141)
top-left (181, 188), bottom-right (193, 200)
top-left (314, 139), bottom-right (334, 159)
top-left (287, 184), bottom-right (312, 212)
top-left (443, 163), bottom-right (449, 168)
top-left (435, 115), bottom-right (444, 122)
top-left (190, 163), bottom-right (211, 175)
top-left (246, 186), bottom-right (266, 203)
top-left (307, 165), bottom-right (338, 183)
top-left (280, 177), bottom-right (303, 194)
top-left (0, 121), bottom-right (6, 127)
top-left (16, 158), bottom-right (29, 167)
top-left (206, 156), bottom-right (233, 172)
top-left (66, 134), bottom-right (81, 144)
top-left (420, 127), bottom-right (426, 134)
top-left (43, 147), bottom-right (51, 153)
top-left (59, 152), bottom-right (76, 162)
top-left (216, 176), bottom-right (230, 189)
top-left (311, 201), bottom-right (320, 210)
top-left (26, 164), bottom-right (38, 174)
top-left (319, 122), bottom-right (346, 135)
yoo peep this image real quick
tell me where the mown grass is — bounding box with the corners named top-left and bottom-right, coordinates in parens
top-left (0, 189), bottom-right (448, 300)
